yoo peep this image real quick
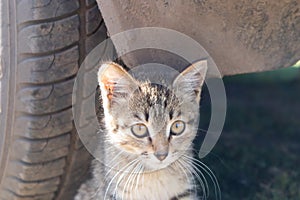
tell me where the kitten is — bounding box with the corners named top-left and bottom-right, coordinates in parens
top-left (76, 60), bottom-right (208, 200)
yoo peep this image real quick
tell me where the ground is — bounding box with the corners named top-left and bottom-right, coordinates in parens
top-left (197, 65), bottom-right (300, 200)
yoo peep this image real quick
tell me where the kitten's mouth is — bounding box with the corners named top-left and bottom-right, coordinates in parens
top-left (144, 163), bottom-right (170, 172)
top-left (141, 153), bottom-right (178, 172)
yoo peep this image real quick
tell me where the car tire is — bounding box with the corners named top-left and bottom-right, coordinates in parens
top-left (0, 0), bottom-right (106, 199)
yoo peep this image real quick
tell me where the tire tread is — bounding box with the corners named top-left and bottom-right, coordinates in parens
top-left (0, 0), bottom-right (105, 199)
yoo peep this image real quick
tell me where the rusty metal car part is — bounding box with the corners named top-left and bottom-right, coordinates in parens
top-left (97, 0), bottom-right (300, 76)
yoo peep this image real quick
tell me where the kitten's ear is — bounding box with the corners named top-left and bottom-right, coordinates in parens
top-left (98, 62), bottom-right (137, 106)
top-left (173, 60), bottom-right (207, 102)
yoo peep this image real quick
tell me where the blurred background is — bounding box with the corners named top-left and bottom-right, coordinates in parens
top-left (198, 61), bottom-right (300, 200)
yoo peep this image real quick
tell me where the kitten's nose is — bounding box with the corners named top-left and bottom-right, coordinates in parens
top-left (154, 151), bottom-right (168, 161)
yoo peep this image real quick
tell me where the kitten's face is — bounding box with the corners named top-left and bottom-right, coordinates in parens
top-left (98, 61), bottom-right (207, 171)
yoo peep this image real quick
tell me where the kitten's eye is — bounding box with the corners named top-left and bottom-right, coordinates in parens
top-left (170, 120), bottom-right (185, 136)
top-left (131, 124), bottom-right (149, 138)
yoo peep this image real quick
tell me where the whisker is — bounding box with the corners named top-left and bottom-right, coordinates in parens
top-left (121, 162), bottom-right (140, 200)
top-left (175, 160), bottom-right (191, 185)
top-left (176, 159), bottom-right (201, 198)
top-left (104, 159), bottom-right (139, 200)
top-left (129, 163), bottom-right (143, 199)
top-left (105, 157), bottom-right (130, 179)
top-left (173, 161), bottom-right (190, 198)
top-left (182, 155), bottom-right (221, 200)
top-left (105, 151), bottom-right (125, 168)
top-left (89, 181), bottom-right (102, 199)
top-left (179, 158), bottom-right (208, 199)
top-left (135, 164), bottom-right (144, 192)
top-left (113, 160), bottom-right (139, 199)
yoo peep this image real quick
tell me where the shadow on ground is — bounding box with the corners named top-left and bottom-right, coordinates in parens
top-left (197, 66), bottom-right (300, 200)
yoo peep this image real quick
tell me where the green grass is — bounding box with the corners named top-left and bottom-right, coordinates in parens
top-left (198, 66), bottom-right (300, 200)
top-left (293, 60), bottom-right (300, 68)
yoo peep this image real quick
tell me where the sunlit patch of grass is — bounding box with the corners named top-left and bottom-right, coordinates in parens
top-left (199, 71), bottom-right (300, 200)
top-left (292, 60), bottom-right (300, 68)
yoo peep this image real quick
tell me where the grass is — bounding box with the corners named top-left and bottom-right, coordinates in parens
top-left (197, 66), bottom-right (300, 200)
top-left (293, 60), bottom-right (300, 68)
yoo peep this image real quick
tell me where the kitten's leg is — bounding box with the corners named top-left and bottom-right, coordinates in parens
top-left (75, 178), bottom-right (102, 200)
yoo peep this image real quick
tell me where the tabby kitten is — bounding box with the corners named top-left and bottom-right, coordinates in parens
top-left (76, 60), bottom-right (208, 200)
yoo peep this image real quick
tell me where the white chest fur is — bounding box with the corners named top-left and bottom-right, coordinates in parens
top-left (113, 166), bottom-right (192, 200)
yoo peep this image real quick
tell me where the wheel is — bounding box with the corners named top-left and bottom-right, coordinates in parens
top-left (0, 0), bottom-right (107, 199)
